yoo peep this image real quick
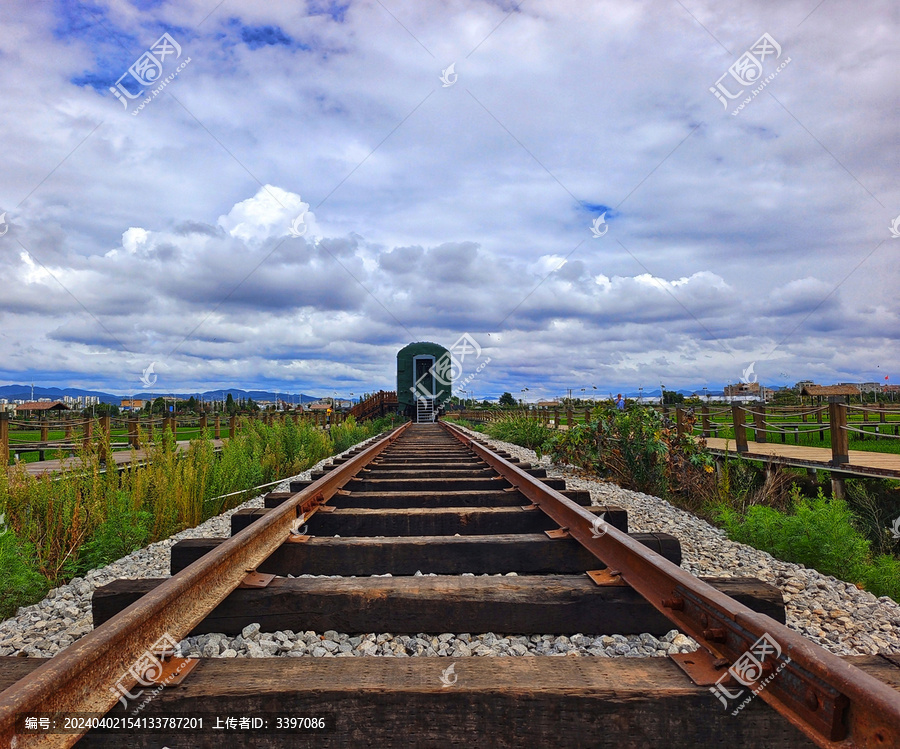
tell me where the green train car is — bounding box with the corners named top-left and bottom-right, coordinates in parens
top-left (397, 341), bottom-right (452, 422)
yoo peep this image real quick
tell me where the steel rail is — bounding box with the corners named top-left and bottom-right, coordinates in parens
top-left (441, 421), bottom-right (900, 748)
top-left (0, 422), bottom-right (410, 748)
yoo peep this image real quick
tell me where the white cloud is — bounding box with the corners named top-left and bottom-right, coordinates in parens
top-left (218, 185), bottom-right (313, 243)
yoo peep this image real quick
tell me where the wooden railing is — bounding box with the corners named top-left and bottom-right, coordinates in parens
top-left (0, 408), bottom-right (362, 467)
top-left (349, 391), bottom-right (398, 421)
top-left (446, 401), bottom-right (900, 466)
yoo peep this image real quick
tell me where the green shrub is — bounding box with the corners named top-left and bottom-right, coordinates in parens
top-left (596, 406), bottom-right (670, 497)
top-left (442, 416), bottom-right (486, 432)
top-left (0, 531), bottom-right (51, 620)
top-left (544, 423), bottom-right (600, 472)
top-left (545, 405), bottom-right (715, 501)
top-left (862, 554), bottom-right (900, 600)
top-left (76, 491), bottom-right (154, 573)
top-left (486, 415), bottom-right (554, 454)
top-left (716, 486), bottom-right (871, 584)
top-left (844, 478), bottom-right (900, 557)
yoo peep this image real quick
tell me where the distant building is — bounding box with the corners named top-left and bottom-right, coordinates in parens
top-left (842, 382), bottom-right (881, 394)
top-left (121, 399), bottom-right (145, 412)
top-left (17, 401), bottom-right (70, 414)
top-left (723, 382), bottom-right (773, 402)
top-left (536, 400), bottom-right (561, 408)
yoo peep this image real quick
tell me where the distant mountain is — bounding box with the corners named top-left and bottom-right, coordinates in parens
top-left (0, 385), bottom-right (321, 406)
top-left (132, 389), bottom-right (320, 405)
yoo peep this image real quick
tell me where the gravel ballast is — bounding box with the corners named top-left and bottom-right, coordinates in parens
top-left (2, 429), bottom-right (898, 661)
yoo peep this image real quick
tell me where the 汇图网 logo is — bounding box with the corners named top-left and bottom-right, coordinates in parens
top-left (710, 33), bottom-right (790, 116)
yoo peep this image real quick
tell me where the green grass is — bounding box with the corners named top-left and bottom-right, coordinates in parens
top-left (0, 531), bottom-right (51, 619)
top-left (484, 415), bottom-right (555, 454)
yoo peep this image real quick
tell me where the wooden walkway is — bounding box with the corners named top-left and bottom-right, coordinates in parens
top-left (18, 439), bottom-right (225, 478)
top-left (704, 437), bottom-right (900, 479)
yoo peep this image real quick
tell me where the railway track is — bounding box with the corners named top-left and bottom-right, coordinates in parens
top-left (1, 421), bottom-right (899, 747)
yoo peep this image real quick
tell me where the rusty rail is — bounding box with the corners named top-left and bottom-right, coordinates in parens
top-left (0, 422), bottom-right (410, 748)
top-left (441, 421), bottom-right (900, 748)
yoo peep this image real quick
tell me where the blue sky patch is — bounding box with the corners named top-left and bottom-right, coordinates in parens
top-left (241, 24), bottom-right (297, 50)
top-left (307, 1), bottom-right (350, 23)
top-left (581, 202), bottom-right (614, 216)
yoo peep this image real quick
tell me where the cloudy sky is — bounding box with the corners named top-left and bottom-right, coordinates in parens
top-left (0, 0), bottom-right (897, 400)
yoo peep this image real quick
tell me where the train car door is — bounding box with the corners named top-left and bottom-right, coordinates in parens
top-left (412, 355), bottom-right (436, 399)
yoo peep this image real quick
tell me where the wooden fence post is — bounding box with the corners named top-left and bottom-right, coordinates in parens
top-left (40, 419), bottom-right (49, 443)
top-left (553, 409), bottom-right (559, 429)
top-left (128, 419), bottom-right (139, 449)
top-left (701, 405), bottom-right (710, 438)
top-left (566, 409), bottom-right (573, 429)
top-left (753, 405), bottom-right (766, 444)
top-left (99, 415), bottom-right (111, 462)
top-left (83, 418), bottom-right (94, 451)
top-left (229, 415), bottom-right (237, 439)
top-left (675, 407), bottom-right (685, 439)
top-left (214, 416), bottom-right (221, 440)
top-left (583, 408), bottom-right (591, 424)
top-left (0, 411), bottom-right (8, 466)
top-left (817, 408), bottom-right (824, 441)
top-left (828, 399), bottom-right (849, 465)
top-left (731, 405), bottom-right (748, 453)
